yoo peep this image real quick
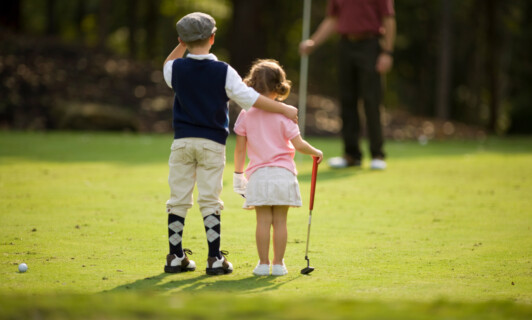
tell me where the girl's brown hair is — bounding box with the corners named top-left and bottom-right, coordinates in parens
top-left (243, 59), bottom-right (292, 101)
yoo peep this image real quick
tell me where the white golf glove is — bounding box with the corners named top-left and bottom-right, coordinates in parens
top-left (233, 172), bottom-right (247, 198)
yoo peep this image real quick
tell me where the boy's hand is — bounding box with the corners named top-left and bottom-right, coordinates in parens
top-left (283, 104), bottom-right (299, 123)
top-left (164, 42), bottom-right (187, 66)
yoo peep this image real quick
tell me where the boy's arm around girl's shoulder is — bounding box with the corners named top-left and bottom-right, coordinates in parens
top-left (253, 95), bottom-right (299, 124)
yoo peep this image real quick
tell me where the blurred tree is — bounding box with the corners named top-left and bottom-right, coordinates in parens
top-left (98, 0), bottom-right (110, 49)
top-left (75, 0), bottom-right (86, 40)
top-left (435, 0), bottom-right (453, 120)
top-left (228, 0), bottom-right (300, 76)
top-left (2, 0), bottom-right (531, 133)
top-left (46, 0), bottom-right (56, 35)
top-left (127, 0), bottom-right (138, 57)
top-left (144, 0), bottom-right (160, 59)
top-left (393, 1), bottom-right (438, 116)
top-left (228, 0), bottom-right (267, 75)
top-left (0, 0), bottom-right (21, 31)
top-left (506, 0), bottom-right (532, 133)
top-left (486, 0), bottom-right (501, 133)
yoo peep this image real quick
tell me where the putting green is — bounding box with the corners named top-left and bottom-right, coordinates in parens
top-left (0, 132), bottom-right (531, 319)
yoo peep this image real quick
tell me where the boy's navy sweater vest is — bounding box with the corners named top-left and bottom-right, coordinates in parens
top-left (171, 58), bottom-right (230, 145)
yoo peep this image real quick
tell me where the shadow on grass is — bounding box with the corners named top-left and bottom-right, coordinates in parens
top-left (297, 165), bottom-right (388, 182)
top-left (106, 272), bottom-right (300, 294)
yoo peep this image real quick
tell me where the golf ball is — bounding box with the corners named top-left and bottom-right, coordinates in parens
top-left (18, 263), bottom-right (28, 273)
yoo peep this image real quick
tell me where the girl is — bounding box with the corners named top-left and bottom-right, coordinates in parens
top-left (233, 59), bottom-right (323, 276)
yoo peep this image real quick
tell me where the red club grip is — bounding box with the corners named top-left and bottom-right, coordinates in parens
top-left (309, 157), bottom-right (318, 210)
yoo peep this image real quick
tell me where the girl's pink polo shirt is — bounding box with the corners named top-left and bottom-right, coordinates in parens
top-left (234, 108), bottom-right (300, 178)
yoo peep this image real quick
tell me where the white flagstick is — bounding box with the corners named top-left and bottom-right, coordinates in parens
top-left (298, 0), bottom-right (312, 138)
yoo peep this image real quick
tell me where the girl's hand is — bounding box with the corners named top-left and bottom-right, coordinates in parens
top-left (314, 150), bottom-right (323, 164)
top-left (233, 172), bottom-right (247, 198)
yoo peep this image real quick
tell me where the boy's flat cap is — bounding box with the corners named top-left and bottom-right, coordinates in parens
top-left (176, 12), bottom-right (217, 42)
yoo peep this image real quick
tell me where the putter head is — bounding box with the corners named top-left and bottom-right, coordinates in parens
top-left (300, 266), bottom-right (314, 274)
top-left (301, 256), bottom-right (314, 274)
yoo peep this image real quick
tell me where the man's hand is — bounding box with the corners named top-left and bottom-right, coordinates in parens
top-left (298, 17), bottom-right (338, 56)
top-left (299, 39), bottom-right (316, 56)
top-left (376, 53), bottom-right (393, 74)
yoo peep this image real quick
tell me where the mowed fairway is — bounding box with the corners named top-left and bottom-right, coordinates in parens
top-left (0, 132), bottom-right (531, 319)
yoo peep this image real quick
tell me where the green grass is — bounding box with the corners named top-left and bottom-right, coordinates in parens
top-left (1, 131), bottom-right (531, 319)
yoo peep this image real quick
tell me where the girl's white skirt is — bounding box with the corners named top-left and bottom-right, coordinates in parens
top-left (244, 167), bottom-right (302, 209)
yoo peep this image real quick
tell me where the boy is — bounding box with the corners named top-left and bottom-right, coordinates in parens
top-left (162, 12), bottom-right (298, 275)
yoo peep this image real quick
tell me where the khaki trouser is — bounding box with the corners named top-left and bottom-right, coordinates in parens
top-left (166, 138), bottom-right (225, 218)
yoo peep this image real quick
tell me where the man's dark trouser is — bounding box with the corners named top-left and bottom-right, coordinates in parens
top-left (338, 37), bottom-right (385, 161)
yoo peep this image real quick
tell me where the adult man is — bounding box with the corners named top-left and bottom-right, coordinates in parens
top-left (299, 0), bottom-right (396, 169)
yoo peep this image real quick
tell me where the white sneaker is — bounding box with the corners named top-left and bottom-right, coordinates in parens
top-left (271, 261), bottom-right (288, 276)
top-left (328, 156), bottom-right (361, 169)
top-left (370, 159), bottom-right (387, 170)
top-left (253, 262), bottom-right (270, 276)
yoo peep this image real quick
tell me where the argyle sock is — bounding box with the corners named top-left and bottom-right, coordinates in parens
top-left (203, 214), bottom-right (222, 259)
top-left (168, 214), bottom-right (185, 257)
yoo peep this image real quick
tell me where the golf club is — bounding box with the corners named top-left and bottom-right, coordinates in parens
top-left (301, 156), bottom-right (318, 275)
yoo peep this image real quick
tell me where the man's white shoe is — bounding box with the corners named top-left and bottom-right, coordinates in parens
top-left (328, 156), bottom-right (348, 168)
top-left (328, 156), bottom-right (361, 169)
top-left (253, 262), bottom-right (270, 276)
top-left (370, 159), bottom-right (387, 170)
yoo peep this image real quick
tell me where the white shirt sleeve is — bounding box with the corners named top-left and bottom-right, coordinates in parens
top-left (163, 60), bottom-right (174, 89)
top-left (225, 66), bottom-right (260, 111)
